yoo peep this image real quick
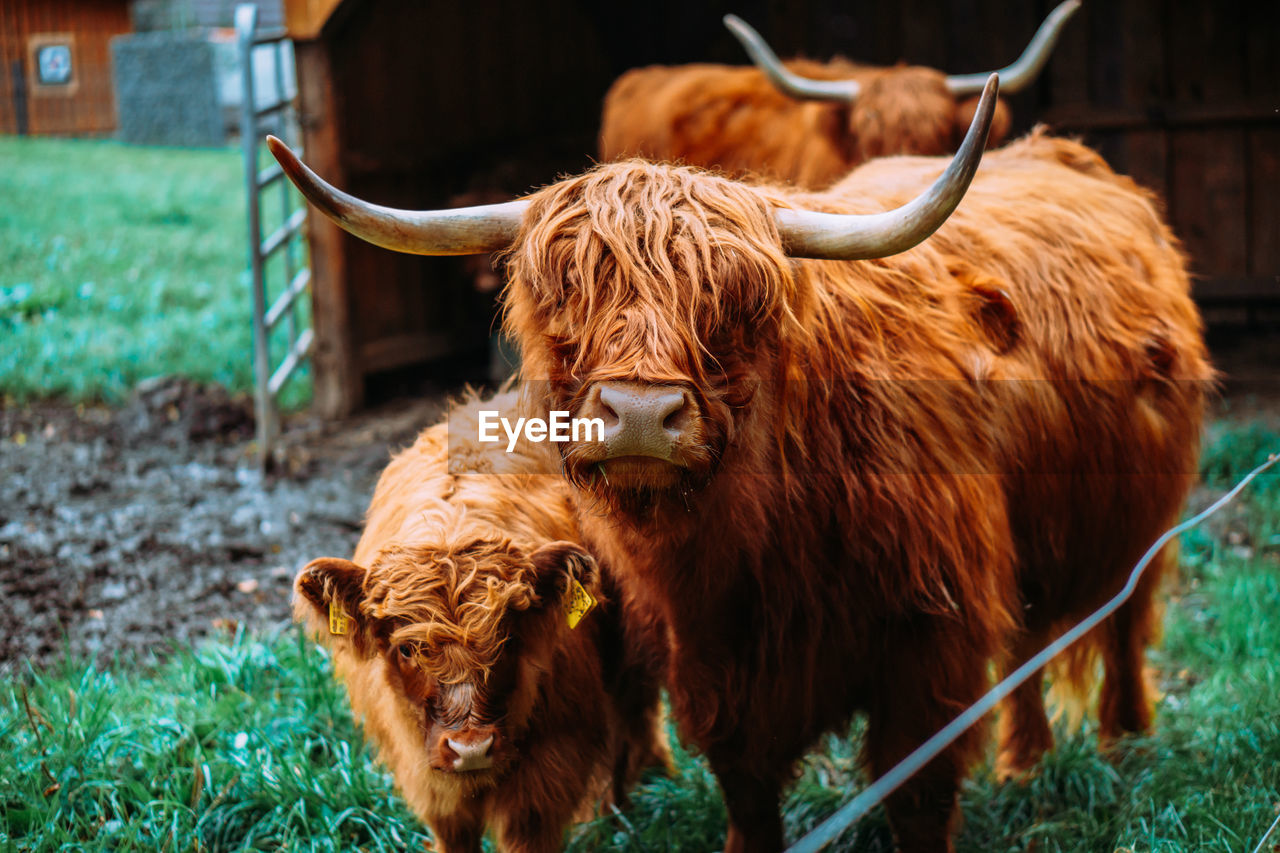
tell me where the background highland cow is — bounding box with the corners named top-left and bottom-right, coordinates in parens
top-left (598, 2), bottom-right (1082, 186)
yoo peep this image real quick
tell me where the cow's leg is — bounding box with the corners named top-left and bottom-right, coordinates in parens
top-left (428, 814), bottom-right (484, 853)
top-left (492, 807), bottom-right (572, 853)
top-left (867, 643), bottom-right (990, 853)
top-left (607, 665), bottom-right (672, 809)
top-left (865, 734), bottom-right (963, 853)
top-left (491, 748), bottom-right (593, 853)
top-left (1098, 547), bottom-right (1168, 742)
top-left (709, 763), bottom-right (784, 853)
top-left (995, 631), bottom-right (1054, 779)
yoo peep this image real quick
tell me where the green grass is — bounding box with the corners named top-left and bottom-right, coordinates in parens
top-left (1, 630), bottom-right (430, 851)
top-left (3, 439), bottom-right (1278, 851)
top-left (0, 136), bottom-right (310, 407)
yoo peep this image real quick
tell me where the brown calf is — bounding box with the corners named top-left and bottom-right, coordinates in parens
top-left (294, 393), bottom-right (669, 853)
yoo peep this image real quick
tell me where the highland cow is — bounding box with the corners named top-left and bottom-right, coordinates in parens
top-left (294, 393), bottom-right (669, 853)
top-left (269, 76), bottom-right (1212, 851)
top-left (599, 0), bottom-right (1078, 188)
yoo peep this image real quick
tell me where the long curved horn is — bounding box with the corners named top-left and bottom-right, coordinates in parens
top-left (269, 76), bottom-right (994, 265)
top-left (776, 74), bottom-right (997, 260)
top-left (946, 0), bottom-right (1081, 95)
top-left (264, 136), bottom-right (528, 255)
top-left (723, 14), bottom-right (859, 102)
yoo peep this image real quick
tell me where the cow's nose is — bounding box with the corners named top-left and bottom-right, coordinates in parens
top-left (582, 382), bottom-right (696, 459)
top-left (442, 731), bottom-right (495, 771)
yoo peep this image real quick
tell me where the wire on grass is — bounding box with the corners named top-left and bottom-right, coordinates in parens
top-left (788, 452), bottom-right (1280, 853)
top-left (1252, 809), bottom-right (1280, 853)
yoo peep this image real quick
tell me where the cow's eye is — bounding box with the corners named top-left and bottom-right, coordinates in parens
top-left (396, 644), bottom-right (415, 660)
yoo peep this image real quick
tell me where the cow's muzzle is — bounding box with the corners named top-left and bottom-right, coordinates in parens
top-left (438, 727), bottom-right (497, 772)
top-left (580, 381), bottom-right (698, 463)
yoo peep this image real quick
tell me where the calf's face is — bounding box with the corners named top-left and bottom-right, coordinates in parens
top-left (296, 540), bottom-right (597, 778)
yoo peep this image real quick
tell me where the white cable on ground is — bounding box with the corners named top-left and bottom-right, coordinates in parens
top-left (788, 452), bottom-right (1280, 853)
top-left (1252, 809), bottom-right (1280, 853)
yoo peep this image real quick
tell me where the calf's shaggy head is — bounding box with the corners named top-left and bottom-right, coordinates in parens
top-left (296, 539), bottom-right (597, 777)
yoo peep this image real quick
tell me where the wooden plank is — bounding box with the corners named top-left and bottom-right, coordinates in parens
top-left (1043, 0), bottom-right (1087, 107)
top-left (1124, 129), bottom-right (1169, 211)
top-left (1118, 0), bottom-right (1165, 104)
top-left (1042, 100), bottom-right (1280, 131)
top-left (1243, 0), bottom-right (1279, 98)
top-left (898, 0), bottom-right (947, 68)
top-left (1248, 128), bottom-right (1280, 278)
top-left (293, 39), bottom-right (360, 418)
top-left (359, 331), bottom-right (486, 375)
top-left (1086, 0), bottom-right (1124, 108)
top-left (1167, 0), bottom-right (1245, 103)
top-left (826, 0), bottom-right (898, 65)
top-left (1169, 129), bottom-right (1248, 280)
top-left (1193, 277), bottom-right (1280, 305)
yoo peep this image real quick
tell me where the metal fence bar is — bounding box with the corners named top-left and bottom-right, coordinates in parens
top-left (252, 27), bottom-right (288, 45)
top-left (273, 39), bottom-right (299, 349)
top-left (237, 2), bottom-right (309, 469)
top-left (264, 268), bottom-right (311, 331)
top-left (268, 328), bottom-right (314, 396)
top-left (260, 207), bottom-right (306, 258)
top-left (257, 162), bottom-right (285, 189)
top-left (787, 451), bottom-right (1280, 853)
top-left (237, 3), bottom-right (275, 466)
top-left (255, 100), bottom-right (289, 120)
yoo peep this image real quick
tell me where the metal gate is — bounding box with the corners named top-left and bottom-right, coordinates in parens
top-left (236, 3), bottom-right (310, 468)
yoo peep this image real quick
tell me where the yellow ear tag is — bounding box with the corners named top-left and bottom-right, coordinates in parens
top-left (565, 578), bottom-right (597, 629)
top-left (328, 598), bottom-right (349, 636)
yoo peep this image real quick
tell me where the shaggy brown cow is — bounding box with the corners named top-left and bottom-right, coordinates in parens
top-left (599, 0), bottom-right (1079, 188)
top-left (268, 79), bottom-right (1212, 851)
top-left (294, 392), bottom-right (669, 853)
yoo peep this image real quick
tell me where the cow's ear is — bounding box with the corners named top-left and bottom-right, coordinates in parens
top-left (529, 540), bottom-right (598, 604)
top-left (294, 557), bottom-right (376, 654)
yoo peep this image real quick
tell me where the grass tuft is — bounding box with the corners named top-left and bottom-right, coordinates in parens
top-left (0, 629), bottom-right (428, 851)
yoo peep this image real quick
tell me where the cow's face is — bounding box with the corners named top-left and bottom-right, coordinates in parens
top-left (503, 163), bottom-right (802, 504)
top-left (296, 540), bottom-right (597, 780)
top-left (847, 66), bottom-right (1010, 162)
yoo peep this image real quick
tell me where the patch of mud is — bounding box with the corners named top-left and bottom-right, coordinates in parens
top-left (1, 377), bottom-right (446, 674)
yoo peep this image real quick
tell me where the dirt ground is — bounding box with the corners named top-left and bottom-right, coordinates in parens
top-left (1, 331), bottom-right (1276, 676)
top-left (0, 377), bottom-right (446, 675)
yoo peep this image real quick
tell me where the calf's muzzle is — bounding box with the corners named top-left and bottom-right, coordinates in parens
top-left (440, 728), bottom-right (496, 772)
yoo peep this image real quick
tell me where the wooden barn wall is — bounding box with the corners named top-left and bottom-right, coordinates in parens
top-left (747, 0), bottom-right (1280, 303)
top-left (0, 0), bottom-right (132, 135)
top-left (298, 0), bottom-right (618, 415)
top-left (295, 0), bottom-right (1276, 415)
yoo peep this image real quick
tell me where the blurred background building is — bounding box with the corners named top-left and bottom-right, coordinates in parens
top-left (0, 0), bottom-right (287, 141)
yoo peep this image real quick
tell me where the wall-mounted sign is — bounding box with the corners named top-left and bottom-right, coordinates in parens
top-left (36, 44), bottom-right (73, 85)
top-left (29, 34), bottom-right (78, 95)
